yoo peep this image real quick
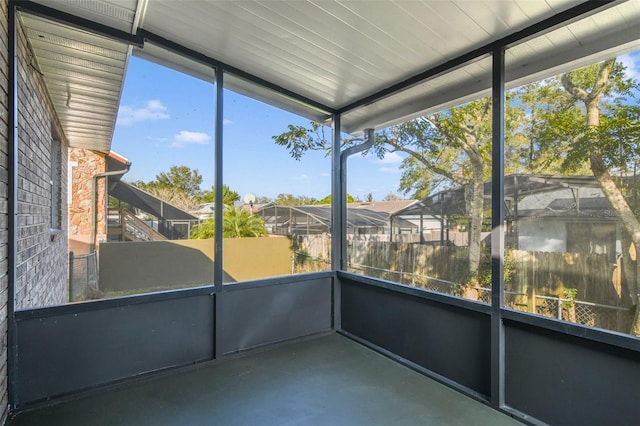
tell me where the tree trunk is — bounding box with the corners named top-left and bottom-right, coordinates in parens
top-left (586, 99), bottom-right (640, 336)
top-left (467, 158), bottom-right (485, 276)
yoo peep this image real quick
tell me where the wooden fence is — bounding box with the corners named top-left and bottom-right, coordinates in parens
top-left (296, 235), bottom-right (636, 331)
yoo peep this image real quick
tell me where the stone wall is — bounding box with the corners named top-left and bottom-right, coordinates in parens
top-left (69, 148), bottom-right (106, 255)
top-left (15, 16), bottom-right (68, 310)
top-left (0, 0), bottom-right (8, 421)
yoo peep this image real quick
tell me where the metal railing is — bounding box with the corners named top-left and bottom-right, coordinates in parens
top-left (108, 209), bottom-right (167, 242)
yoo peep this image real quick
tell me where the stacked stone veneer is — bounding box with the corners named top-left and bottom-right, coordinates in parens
top-left (0, 0), bottom-right (8, 422)
top-left (69, 148), bottom-right (106, 254)
top-left (15, 16), bottom-right (68, 310)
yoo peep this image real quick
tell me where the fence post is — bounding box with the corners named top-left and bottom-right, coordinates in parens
top-left (557, 295), bottom-right (563, 319)
top-left (68, 251), bottom-right (74, 302)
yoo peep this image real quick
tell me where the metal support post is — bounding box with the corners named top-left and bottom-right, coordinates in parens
top-left (491, 46), bottom-right (506, 409)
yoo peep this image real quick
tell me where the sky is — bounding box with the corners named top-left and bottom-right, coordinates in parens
top-left (111, 56), bottom-right (405, 202)
top-left (112, 49), bottom-right (640, 203)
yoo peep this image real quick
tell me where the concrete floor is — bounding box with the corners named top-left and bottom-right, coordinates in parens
top-left (9, 334), bottom-right (521, 426)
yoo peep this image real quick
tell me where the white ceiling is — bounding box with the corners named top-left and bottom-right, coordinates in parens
top-left (22, 0), bottom-right (640, 149)
top-left (19, 13), bottom-right (130, 152)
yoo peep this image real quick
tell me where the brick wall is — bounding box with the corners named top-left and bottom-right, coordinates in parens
top-left (15, 17), bottom-right (68, 310)
top-left (68, 148), bottom-right (106, 255)
top-left (0, 0), bottom-right (8, 422)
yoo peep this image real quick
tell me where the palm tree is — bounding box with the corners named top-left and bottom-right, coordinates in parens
top-left (223, 206), bottom-right (267, 238)
top-left (190, 219), bottom-right (214, 239)
top-left (190, 206), bottom-right (267, 239)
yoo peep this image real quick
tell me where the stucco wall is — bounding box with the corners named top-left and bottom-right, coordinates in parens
top-left (15, 18), bottom-right (68, 310)
top-left (99, 237), bottom-right (292, 293)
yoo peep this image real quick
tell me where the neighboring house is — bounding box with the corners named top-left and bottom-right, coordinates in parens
top-left (68, 150), bottom-right (130, 254)
top-left (515, 186), bottom-right (619, 259)
top-left (192, 202), bottom-right (215, 220)
top-left (392, 174), bottom-right (623, 255)
top-left (256, 203), bottom-right (418, 237)
top-left (349, 200), bottom-right (430, 241)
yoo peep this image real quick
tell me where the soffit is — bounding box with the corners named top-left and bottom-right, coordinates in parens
top-left (19, 12), bottom-right (131, 152)
top-left (24, 0), bottom-right (640, 141)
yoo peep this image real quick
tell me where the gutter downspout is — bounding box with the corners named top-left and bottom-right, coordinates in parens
top-left (338, 128), bottom-right (374, 269)
top-left (91, 164), bottom-right (131, 252)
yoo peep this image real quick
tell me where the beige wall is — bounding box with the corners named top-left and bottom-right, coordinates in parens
top-left (99, 237), bottom-right (292, 293)
top-left (222, 236), bottom-right (293, 282)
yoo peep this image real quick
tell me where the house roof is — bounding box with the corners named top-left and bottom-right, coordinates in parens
top-left (256, 204), bottom-right (417, 232)
top-left (517, 187), bottom-right (614, 219)
top-left (392, 174), bottom-right (620, 220)
top-left (18, 0), bottom-right (640, 152)
top-left (347, 200), bottom-right (419, 215)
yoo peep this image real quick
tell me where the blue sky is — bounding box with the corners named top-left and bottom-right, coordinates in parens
top-left (112, 50), bottom-right (640, 202)
top-left (112, 56), bottom-right (404, 202)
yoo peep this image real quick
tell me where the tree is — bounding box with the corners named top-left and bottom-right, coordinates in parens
top-left (274, 193), bottom-right (318, 206)
top-left (190, 206), bottom-right (268, 239)
top-left (382, 193), bottom-right (401, 201)
top-left (274, 98), bottom-right (502, 276)
top-left (528, 59), bottom-right (640, 335)
top-left (384, 101), bottom-right (495, 276)
top-left (316, 194), bottom-right (356, 204)
top-left (131, 180), bottom-right (201, 212)
top-left (223, 206), bottom-right (268, 238)
top-left (190, 219), bottom-right (215, 239)
top-left (155, 165), bottom-right (203, 198)
top-left (131, 165), bottom-right (204, 212)
top-left (199, 185), bottom-right (240, 205)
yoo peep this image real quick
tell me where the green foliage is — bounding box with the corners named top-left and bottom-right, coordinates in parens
top-left (274, 193), bottom-right (318, 206)
top-left (190, 219), bottom-right (215, 239)
top-left (131, 179), bottom-right (200, 212)
top-left (457, 248), bottom-right (515, 290)
top-left (523, 60), bottom-right (640, 173)
top-left (154, 165), bottom-right (203, 198)
top-left (189, 206), bottom-right (268, 239)
top-left (562, 288), bottom-right (578, 309)
top-left (272, 122), bottom-right (331, 160)
top-left (199, 185), bottom-right (241, 205)
top-left (316, 193), bottom-right (356, 204)
top-left (382, 193), bottom-right (402, 201)
top-left (131, 165), bottom-right (205, 212)
top-left (223, 206), bottom-right (268, 238)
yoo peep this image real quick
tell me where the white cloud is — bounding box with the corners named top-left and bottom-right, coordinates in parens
top-left (379, 166), bottom-right (401, 174)
top-left (145, 136), bottom-right (170, 142)
top-left (117, 100), bottom-right (169, 126)
top-left (618, 52), bottom-right (640, 82)
top-left (378, 152), bottom-right (403, 164)
top-left (171, 131), bottom-right (212, 148)
top-left (319, 172), bottom-right (330, 177)
top-left (224, 119), bottom-right (233, 125)
top-left (292, 174), bottom-right (310, 182)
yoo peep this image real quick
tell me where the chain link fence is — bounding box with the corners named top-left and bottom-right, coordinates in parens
top-left (69, 251), bottom-right (99, 302)
top-left (535, 295), bottom-right (633, 333)
top-left (345, 262), bottom-right (634, 333)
